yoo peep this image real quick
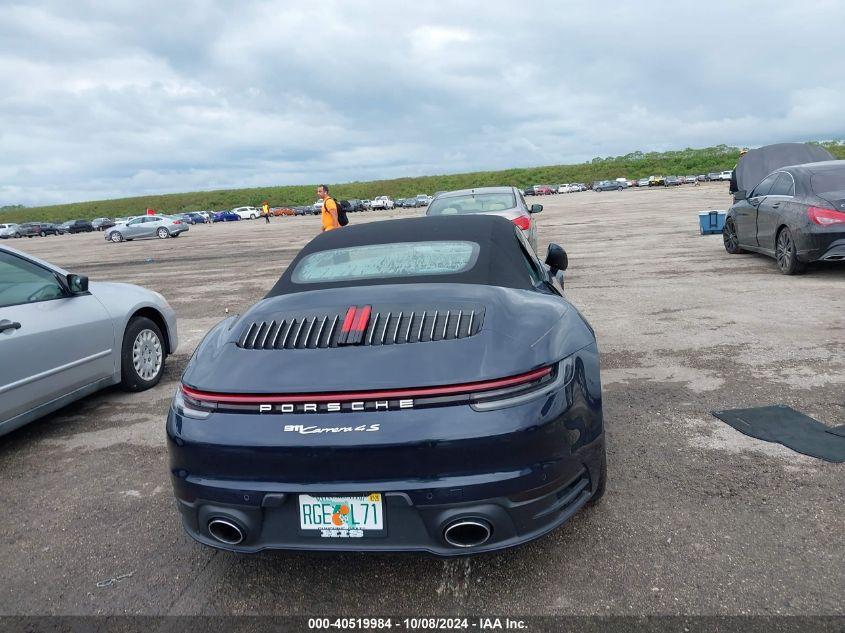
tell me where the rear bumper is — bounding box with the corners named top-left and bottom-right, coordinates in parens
top-left (171, 440), bottom-right (603, 556)
top-left (796, 234), bottom-right (845, 262)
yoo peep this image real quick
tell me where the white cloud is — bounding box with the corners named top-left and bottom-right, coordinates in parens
top-left (0, 0), bottom-right (843, 206)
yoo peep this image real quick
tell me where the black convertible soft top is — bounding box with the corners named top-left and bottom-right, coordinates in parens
top-left (266, 215), bottom-right (534, 297)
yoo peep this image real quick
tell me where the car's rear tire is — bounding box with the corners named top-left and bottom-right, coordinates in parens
top-left (120, 316), bottom-right (165, 392)
top-left (723, 218), bottom-right (744, 254)
top-left (776, 227), bottom-right (805, 275)
top-left (250, 214), bottom-right (256, 220)
top-left (39, 231), bottom-right (46, 237)
top-left (110, 232), bottom-right (124, 243)
top-left (14, 232), bottom-right (21, 238)
top-left (157, 227), bottom-right (170, 239)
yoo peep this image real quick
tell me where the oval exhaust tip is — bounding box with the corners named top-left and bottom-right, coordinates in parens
top-left (207, 518), bottom-right (245, 545)
top-left (443, 519), bottom-right (492, 548)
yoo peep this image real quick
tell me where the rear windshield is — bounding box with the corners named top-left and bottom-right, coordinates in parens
top-left (291, 240), bottom-right (479, 284)
top-left (427, 193), bottom-right (516, 215)
top-left (811, 170), bottom-right (845, 196)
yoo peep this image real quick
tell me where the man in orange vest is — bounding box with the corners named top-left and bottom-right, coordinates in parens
top-left (317, 184), bottom-right (340, 232)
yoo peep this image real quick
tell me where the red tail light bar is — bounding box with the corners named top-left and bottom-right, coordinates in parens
top-left (180, 366), bottom-right (552, 405)
top-left (808, 206), bottom-right (845, 226)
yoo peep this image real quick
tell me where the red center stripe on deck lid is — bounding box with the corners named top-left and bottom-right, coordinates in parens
top-left (351, 305), bottom-right (371, 333)
top-left (340, 306), bottom-right (357, 334)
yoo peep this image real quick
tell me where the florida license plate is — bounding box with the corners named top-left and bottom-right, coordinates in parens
top-left (298, 494), bottom-right (384, 537)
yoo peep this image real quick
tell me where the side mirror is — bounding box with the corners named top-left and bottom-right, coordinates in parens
top-left (530, 204), bottom-right (543, 214)
top-left (733, 190), bottom-right (747, 202)
top-left (67, 274), bottom-right (89, 294)
top-left (545, 243), bottom-right (568, 274)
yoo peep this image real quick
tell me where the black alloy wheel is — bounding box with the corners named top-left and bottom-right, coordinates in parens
top-left (723, 218), bottom-right (744, 254)
top-left (776, 227), bottom-right (805, 275)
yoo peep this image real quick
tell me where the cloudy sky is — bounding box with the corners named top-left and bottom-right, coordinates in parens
top-left (1, 0), bottom-right (843, 206)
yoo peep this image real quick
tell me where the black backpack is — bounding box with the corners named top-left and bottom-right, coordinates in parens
top-left (329, 197), bottom-right (349, 226)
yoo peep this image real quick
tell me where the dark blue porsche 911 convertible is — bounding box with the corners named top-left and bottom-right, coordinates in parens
top-left (167, 215), bottom-right (606, 555)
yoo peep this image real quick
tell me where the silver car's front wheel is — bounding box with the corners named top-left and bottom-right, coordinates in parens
top-left (120, 316), bottom-right (166, 391)
top-left (110, 232), bottom-right (123, 243)
top-left (157, 227), bottom-right (170, 239)
top-left (132, 329), bottom-right (162, 381)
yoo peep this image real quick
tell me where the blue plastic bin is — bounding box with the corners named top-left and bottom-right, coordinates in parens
top-left (699, 210), bottom-right (726, 235)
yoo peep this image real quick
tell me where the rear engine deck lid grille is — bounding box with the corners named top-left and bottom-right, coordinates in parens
top-left (237, 304), bottom-right (485, 350)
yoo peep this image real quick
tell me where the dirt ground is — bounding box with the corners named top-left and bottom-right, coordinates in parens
top-left (1, 183), bottom-right (843, 616)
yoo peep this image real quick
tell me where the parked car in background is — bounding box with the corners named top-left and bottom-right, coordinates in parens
top-left (0, 244), bottom-right (178, 437)
top-left (105, 215), bottom-right (189, 242)
top-left (292, 206), bottom-right (311, 216)
top-left (402, 198), bottom-right (418, 208)
top-left (212, 210), bottom-right (241, 222)
top-left (426, 186), bottom-right (542, 251)
top-left (361, 199), bottom-right (372, 210)
top-left (231, 206), bottom-right (260, 220)
top-left (697, 175), bottom-right (707, 182)
top-left (719, 170), bottom-right (733, 181)
top-left (343, 200), bottom-right (362, 213)
top-left (415, 195), bottom-right (431, 206)
top-left (17, 223), bottom-right (46, 238)
top-left (395, 198), bottom-right (406, 207)
top-left (271, 206), bottom-right (295, 217)
top-left (370, 196), bottom-right (395, 210)
top-left (92, 218), bottom-right (115, 231)
top-left (58, 220), bottom-right (94, 234)
top-left (593, 180), bottom-right (625, 192)
top-left (535, 186), bottom-right (554, 196)
top-left (184, 212), bottom-right (209, 224)
top-left (523, 187), bottom-right (535, 196)
top-left (0, 224), bottom-right (20, 239)
top-left (649, 176), bottom-right (665, 187)
top-left (684, 176), bottom-right (697, 184)
top-left (637, 178), bottom-right (650, 187)
top-left (707, 172), bottom-right (721, 182)
top-left (38, 223), bottom-right (61, 236)
top-left (724, 160), bottom-right (845, 274)
top-left (664, 176), bottom-right (682, 187)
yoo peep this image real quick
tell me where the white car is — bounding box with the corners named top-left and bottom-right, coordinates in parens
top-left (231, 206), bottom-right (261, 220)
top-left (719, 171), bottom-right (733, 181)
top-left (415, 194), bottom-right (431, 206)
top-left (370, 196), bottom-right (395, 210)
top-left (312, 201), bottom-right (324, 212)
top-left (0, 224), bottom-right (21, 239)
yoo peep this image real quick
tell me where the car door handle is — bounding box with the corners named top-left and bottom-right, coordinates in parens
top-left (771, 202), bottom-right (781, 209)
top-left (0, 320), bottom-right (22, 333)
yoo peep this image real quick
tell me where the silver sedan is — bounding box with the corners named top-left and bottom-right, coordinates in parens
top-left (104, 215), bottom-right (189, 242)
top-left (0, 245), bottom-right (178, 437)
top-left (425, 186), bottom-right (542, 252)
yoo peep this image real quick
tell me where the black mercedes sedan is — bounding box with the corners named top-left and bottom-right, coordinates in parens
top-left (167, 215), bottom-right (606, 555)
top-left (724, 160), bottom-right (845, 274)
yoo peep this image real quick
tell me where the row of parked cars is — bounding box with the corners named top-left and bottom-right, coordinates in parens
top-left (0, 218), bottom-right (101, 239)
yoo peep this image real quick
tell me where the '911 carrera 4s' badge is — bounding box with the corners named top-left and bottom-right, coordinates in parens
top-left (284, 424), bottom-right (380, 434)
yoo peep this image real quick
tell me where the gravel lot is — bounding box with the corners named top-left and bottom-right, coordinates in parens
top-left (1, 183), bottom-right (843, 616)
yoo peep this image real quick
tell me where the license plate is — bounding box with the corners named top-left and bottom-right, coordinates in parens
top-left (298, 494), bottom-right (384, 537)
